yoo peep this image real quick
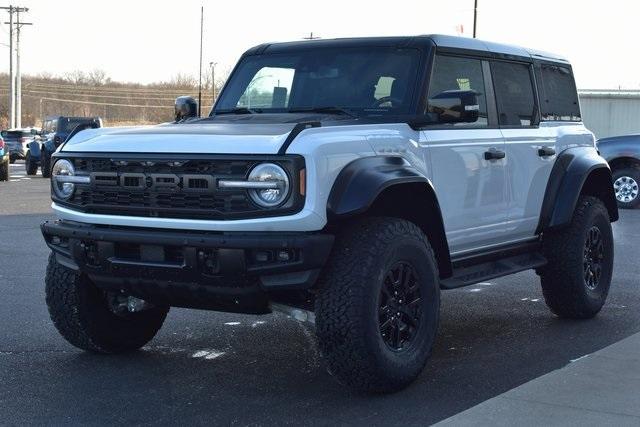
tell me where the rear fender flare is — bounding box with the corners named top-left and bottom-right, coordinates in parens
top-left (537, 146), bottom-right (618, 232)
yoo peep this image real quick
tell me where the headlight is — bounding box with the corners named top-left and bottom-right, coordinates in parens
top-left (51, 159), bottom-right (76, 199)
top-left (247, 163), bottom-right (290, 207)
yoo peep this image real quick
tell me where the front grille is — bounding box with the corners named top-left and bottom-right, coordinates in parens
top-left (56, 155), bottom-right (304, 220)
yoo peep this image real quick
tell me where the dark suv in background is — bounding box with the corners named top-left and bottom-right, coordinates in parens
top-left (27, 116), bottom-right (102, 177)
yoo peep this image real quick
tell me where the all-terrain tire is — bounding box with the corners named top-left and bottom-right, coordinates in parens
top-left (25, 152), bottom-right (38, 176)
top-left (45, 254), bottom-right (169, 353)
top-left (612, 164), bottom-right (640, 209)
top-left (315, 217), bottom-right (440, 393)
top-left (41, 150), bottom-right (51, 178)
top-left (540, 196), bottom-right (614, 319)
top-left (0, 157), bottom-right (9, 181)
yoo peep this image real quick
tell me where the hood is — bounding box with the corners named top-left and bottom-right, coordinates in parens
top-left (61, 122), bottom-right (300, 155)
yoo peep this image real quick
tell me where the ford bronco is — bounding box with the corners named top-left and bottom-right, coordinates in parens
top-left (41, 35), bottom-right (618, 393)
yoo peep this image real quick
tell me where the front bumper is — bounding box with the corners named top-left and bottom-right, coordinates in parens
top-left (42, 220), bottom-right (334, 313)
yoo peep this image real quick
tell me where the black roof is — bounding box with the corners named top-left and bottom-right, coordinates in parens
top-left (243, 34), bottom-right (568, 65)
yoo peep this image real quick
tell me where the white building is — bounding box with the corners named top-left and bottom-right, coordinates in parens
top-left (579, 90), bottom-right (640, 139)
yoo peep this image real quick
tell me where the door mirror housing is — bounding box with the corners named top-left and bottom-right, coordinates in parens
top-left (175, 96), bottom-right (198, 122)
top-left (427, 90), bottom-right (479, 124)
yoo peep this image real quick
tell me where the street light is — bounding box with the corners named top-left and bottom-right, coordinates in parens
top-left (209, 61), bottom-right (217, 103)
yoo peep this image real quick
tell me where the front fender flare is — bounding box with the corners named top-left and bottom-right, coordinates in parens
top-left (27, 141), bottom-right (42, 160)
top-left (327, 156), bottom-right (432, 218)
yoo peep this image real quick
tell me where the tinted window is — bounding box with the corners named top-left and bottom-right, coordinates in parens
top-left (491, 61), bottom-right (536, 126)
top-left (216, 48), bottom-right (421, 116)
top-left (58, 118), bottom-right (93, 133)
top-left (427, 55), bottom-right (488, 126)
top-left (539, 64), bottom-right (581, 121)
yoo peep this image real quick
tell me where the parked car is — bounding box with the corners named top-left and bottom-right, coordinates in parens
top-left (597, 134), bottom-right (640, 209)
top-left (0, 129), bottom-right (37, 163)
top-left (0, 134), bottom-right (9, 181)
top-left (26, 116), bottom-right (102, 177)
top-left (41, 35), bottom-right (618, 393)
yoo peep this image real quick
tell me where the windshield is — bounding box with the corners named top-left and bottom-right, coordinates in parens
top-left (58, 119), bottom-right (95, 133)
top-left (214, 47), bottom-right (421, 116)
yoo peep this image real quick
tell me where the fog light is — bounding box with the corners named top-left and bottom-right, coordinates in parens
top-left (277, 250), bottom-right (290, 262)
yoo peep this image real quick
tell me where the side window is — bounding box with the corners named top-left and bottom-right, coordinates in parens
top-left (491, 61), bottom-right (536, 127)
top-left (427, 55), bottom-right (488, 126)
top-left (236, 67), bottom-right (295, 109)
top-left (539, 64), bottom-right (581, 121)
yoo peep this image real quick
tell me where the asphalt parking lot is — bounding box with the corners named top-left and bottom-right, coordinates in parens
top-left (1, 161), bottom-right (639, 426)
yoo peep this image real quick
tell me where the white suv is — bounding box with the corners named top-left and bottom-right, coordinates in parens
top-left (42, 35), bottom-right (618, 393)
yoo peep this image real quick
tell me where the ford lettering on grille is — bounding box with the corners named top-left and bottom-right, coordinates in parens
top-left (90, 172), bottom-right (215, 193)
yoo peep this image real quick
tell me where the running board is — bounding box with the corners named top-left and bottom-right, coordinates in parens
top-left (440, 252), bottom-right (547, 290)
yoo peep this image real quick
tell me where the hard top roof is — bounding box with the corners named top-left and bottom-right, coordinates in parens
top-left (243, 34), bottom-right (569, 65)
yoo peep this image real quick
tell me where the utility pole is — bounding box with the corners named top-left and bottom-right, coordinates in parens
top-left (473, 0), bottom-right (478, 38)
top-left (2, 5), bottom-right (30, 128)
top-left (209, 61), bottom-right (217, 103)
top-left (197, 6), bottom-right (203, 117)
top-left (15, 9), bottom-right (32, 128)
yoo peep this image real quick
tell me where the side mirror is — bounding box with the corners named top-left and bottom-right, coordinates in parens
top-left (175, 96), bottom-right (198, 122)
top-left (428, 90), bottom-right (479, 124)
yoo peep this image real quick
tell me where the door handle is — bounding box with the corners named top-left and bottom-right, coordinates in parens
top-left (538, 146), bottom-right (556, 157)
top-left (484, 148), bottom-right (506, 160)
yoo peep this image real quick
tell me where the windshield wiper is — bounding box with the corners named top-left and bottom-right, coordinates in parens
top-left (288, 106), bottom-right (356, 118)
top-left (213, 107), bottom-right (261, 115)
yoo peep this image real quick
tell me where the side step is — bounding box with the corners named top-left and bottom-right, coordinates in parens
top-left (440, 252), bottom-right (547, 290)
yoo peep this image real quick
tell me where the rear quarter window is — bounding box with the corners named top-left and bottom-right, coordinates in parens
top-left (538, 64), bottom-right (581, 121)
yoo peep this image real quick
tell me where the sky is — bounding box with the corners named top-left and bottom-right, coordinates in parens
top-left (1, 0), bottom-right (639, 89)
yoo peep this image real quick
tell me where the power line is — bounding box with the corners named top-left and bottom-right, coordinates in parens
top-left (18, 81), bottom-right (209, 94)
top-left (0, 86), bottom-right (214, 101)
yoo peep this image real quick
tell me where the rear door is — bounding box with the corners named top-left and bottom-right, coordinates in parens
top-left (422, 54), bottom-right (508, 255)
top-left (491, 61), bottom-right (557, 241)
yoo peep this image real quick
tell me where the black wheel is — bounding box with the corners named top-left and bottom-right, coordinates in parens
top-left (45, 254), bottom-right (169, 353)
top-left (612, 165), bottom-right (640, 209)
top-left (315, 217), bottom-right (440, 393)
top-left (540, 196), bottom-right (614, 319)
top-left (0, 157), bottom-right (9, 181)
top-left (41, 150), bottom-right (51, 178)
top-left (25, 152), bottom-right (38, 176)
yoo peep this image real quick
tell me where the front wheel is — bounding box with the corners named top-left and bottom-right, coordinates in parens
top-left (41, 150), bottom-right (51, 178)
top-left (315, 217), bottom-right (440, 393)
top-left (25, 152), bottom-right (38, 176)
top-left (45, 254), bottom-right (169, 353)
top-left (540, 196), bottom-right (614, 319)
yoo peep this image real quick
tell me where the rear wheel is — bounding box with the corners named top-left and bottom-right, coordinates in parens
top-left (612, 165), bottom-right (640, 209)
top-left (25, 152), bottom-right (38, 176)
top-left (45, 254), bottom-right (169, 353)
top-left (540, 196), bottom-right (614, 319)
top-left (315, 217), bottom-right (440, 393)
